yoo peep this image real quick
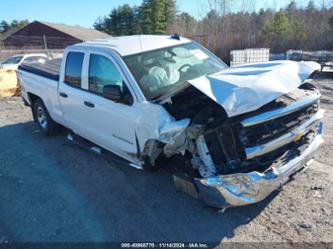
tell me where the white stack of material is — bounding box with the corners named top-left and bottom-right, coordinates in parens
top-left (230, 48), bottom-right (270, 66)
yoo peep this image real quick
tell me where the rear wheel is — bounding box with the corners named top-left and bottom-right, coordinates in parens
top-left (32, 98), bottom-right (61, 136)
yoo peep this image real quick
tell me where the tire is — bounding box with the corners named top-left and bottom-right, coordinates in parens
top-left (32, 98), bottom-right (60, 136)
top-left (142, 156), bottom-right (158, 172)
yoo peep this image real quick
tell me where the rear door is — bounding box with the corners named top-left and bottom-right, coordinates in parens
top-left (58, 51), bottom-right (89, 135)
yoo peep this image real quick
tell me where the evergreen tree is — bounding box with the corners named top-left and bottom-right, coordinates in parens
top-left (132, 6), bottom-right (143, 34)
top-left (306, 0), bottom-right (316, 12)
top-left (163, 0), bottom-right (176, 31)
top-left (264, 12), bottom-right (290, 36)
top-left (93, 17), bottom-right (107, 33)
top-left (95, 4), bottom-right (137, 36)
top-left (94, 0), bottom-right (176, 36)
top-left (263, 11), bottom-right (291, 52)
top-left (0, 21), bottom-right (11, 33)
top-left (0, 20), bottom-right (28, 34)
top-left (138, 0), bottom-right (177, 34)
top-left (139, 0), bottom-right (153, 34)
top-left (113, 4), bottom-right (134, 35)
top-left (329, 16), bottom-right (333, 29)
top-left (150, 0), bottom-right (165, 33)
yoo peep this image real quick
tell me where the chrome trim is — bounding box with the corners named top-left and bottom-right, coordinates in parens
top-left (241, 93), bottom-right (320, 127)
top-left (129, 163), bottom-right (143, 170)
top-left (195, 128), bottom-right (324, 208)
top-left (245, 109), bottom-right (325, 159)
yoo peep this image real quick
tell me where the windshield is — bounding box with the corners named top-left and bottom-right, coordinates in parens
top-left (124, 42), bottom-right (227, 100)
top-left (2, 56), bottom-right (23, 65)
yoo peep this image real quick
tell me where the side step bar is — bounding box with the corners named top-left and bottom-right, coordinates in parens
top-left (67, 132), bottom-right (143, 170)
top-left (67, 132), bottom-right (102, 155)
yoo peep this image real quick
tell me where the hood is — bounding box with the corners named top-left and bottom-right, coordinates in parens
top-left (188, 60), bottom-right (320, 117)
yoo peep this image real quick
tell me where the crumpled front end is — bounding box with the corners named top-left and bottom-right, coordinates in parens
top-left (191, 84), bottom-right (325, 208)
top-left (195, 126), bottom-right (323, 207)
top-left (153, 66), bottom-right (324, 208)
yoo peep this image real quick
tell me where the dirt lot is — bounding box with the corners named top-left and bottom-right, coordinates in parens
top-left (0, 75), bottom-right (333, 245)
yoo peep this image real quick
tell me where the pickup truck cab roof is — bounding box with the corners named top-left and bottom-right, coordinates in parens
top-left (73, 35), bottom-right (192, 56)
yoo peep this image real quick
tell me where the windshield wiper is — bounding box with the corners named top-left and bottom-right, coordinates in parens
top-left (151, 81), bottom-right (190, 102)
top-left (151, 94), bottom-right (165, 101)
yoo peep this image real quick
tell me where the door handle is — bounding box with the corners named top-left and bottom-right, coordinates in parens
top-left (84, 101), bottom-right (95, 108)
top-left (59, 92), bottom-right (68, 98)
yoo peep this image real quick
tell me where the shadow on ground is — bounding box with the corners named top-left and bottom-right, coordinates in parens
top-left (0, 121), bottom-right (277, 243)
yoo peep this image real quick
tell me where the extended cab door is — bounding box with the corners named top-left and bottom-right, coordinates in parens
top-left (58, 51), bottom-right (88, 136)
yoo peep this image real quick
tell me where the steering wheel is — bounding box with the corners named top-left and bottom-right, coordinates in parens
top-left (178, 64), bottom-right (192, 73)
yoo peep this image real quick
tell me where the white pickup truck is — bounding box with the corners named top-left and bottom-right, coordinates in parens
top-left (18, 35), bottom-right (324, 208)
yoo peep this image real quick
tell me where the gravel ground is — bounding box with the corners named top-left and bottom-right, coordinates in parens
top-left (0, 75), bottom-right (332, 245)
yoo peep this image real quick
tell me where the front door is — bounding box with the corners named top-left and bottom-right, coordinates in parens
top-left (72, 52), bottom-right (140, 161)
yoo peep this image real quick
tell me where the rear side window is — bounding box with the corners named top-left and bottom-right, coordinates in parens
top-left (64, 52), bottom-right (84, 88)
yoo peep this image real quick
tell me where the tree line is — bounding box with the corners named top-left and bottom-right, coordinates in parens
top-left (0, 20), bottom-right (29, 34)
top-left (93, 0), bottom-right (176, 35)
top-left (94, 0), bottom-right (333, 61)
top-left (0, 1), bottom-right (332, 62)
top-left (0, 20), bottom-right (29, 47)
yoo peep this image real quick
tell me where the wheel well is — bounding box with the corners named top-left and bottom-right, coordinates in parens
top-left (27, 93), bottom-right (41, 121)
top-left (27, 92), bottom-right (40, 105)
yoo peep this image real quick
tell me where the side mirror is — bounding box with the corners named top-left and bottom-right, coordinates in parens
top-left (103, 85), bottom-right (122, 102)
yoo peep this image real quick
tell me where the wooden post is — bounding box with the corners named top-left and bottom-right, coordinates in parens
top-left (42, 35), bottom-right (50, 57)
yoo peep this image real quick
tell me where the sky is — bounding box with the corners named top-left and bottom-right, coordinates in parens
top-left (0, 0), bottom-right (327, 28)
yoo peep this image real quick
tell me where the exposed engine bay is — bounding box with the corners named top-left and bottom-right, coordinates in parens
top-left (131, 57), bottom-right (325, 208)
top-left (158, 82), bottom-right (321, 179)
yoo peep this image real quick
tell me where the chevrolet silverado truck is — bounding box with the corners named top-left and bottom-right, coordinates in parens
top-left (18, 35), bottom-right (324, 208)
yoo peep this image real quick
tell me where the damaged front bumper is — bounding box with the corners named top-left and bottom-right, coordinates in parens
top-left (194, 121), bottom-right (324, 208)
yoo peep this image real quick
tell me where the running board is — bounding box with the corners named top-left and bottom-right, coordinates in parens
top-left (67, 132), bottom-right (102, 155)
top-left (67, 132), bottom-right (143, 170)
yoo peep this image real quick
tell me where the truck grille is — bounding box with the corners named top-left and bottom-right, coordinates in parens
top-left (237, 87), bottom-right (322, 162)
top-left (202, 87), bottom-right (322, 175)
top-left (239, 102), bottom-right (319, 148)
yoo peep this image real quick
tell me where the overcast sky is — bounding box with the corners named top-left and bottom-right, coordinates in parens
top-left (0, 0), bottom-right (328, 28)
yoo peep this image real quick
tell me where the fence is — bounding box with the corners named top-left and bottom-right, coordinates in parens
top-left (270, 53), bottom-right (286, 61)
top-left (286, 50), bottom-right (333, 63)
top-left (0, 48), bottom-right (63, 61)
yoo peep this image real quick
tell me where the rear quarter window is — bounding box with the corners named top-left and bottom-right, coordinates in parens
top-left (64, 52), bottom-right (84, 88)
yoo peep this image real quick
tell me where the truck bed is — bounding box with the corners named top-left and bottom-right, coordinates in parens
top-left (18, 59), bottom-right (61, 81)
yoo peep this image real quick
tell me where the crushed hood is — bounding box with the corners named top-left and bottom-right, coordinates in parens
top-left (188, 60), bottom-right (320, 117)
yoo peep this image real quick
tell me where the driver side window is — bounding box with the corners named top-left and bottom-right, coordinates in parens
top-left (89, 54), bottom-right (124, 94)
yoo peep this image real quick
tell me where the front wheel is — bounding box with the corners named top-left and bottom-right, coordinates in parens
top-left (32, 98), bottom-right (61, 136)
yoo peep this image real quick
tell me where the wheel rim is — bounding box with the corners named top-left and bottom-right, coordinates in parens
top-left (37, 106), bottom-right (48, 129)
